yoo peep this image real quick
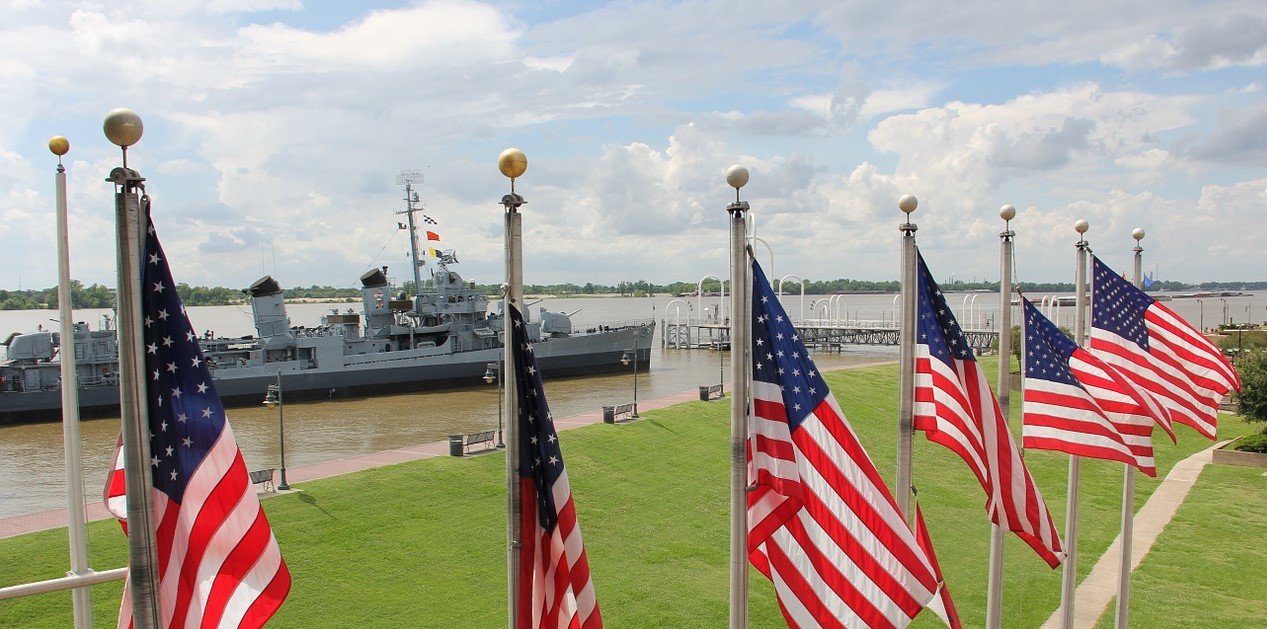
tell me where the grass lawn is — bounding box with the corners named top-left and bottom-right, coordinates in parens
top-left (1093, 426), bottom-right (1267, 628)
top-left (0, 360), bottom-right (1255, 627)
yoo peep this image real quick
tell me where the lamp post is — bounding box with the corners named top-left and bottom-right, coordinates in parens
top-left (1197, 299), bottom-right (1204, 332)
top-left (262, 373), bottom-right (290, 491)
top-left (621, 335), bottom-right (641, 418)
top-left (1220, 298), bottom-right (1228, 326)
top-left (483, 361), bottom-right (505, 448)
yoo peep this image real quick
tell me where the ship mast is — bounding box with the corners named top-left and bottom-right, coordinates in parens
top-left (395, 170), bottom-right (426, 311)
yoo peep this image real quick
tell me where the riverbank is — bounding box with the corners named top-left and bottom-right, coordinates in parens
top-left (0, 361), bottom-right (1259, 627)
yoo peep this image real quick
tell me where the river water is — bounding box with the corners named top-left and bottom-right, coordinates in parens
top-left (0, 290), bottom-right (1256, 518)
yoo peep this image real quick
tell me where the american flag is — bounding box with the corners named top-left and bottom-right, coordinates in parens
top-left (1021, 297), bottom-right (1172, 477)
top-left (747, 259), bottom-right (941, 628)
top-left (912, 253), bottom-right (1063, 568)
top-left (508, 303), bottom-right (601, 628)
top-left (1089, 256), bottom-right (1240, 440)
top-left (104, 207), bottom-right (291, 628)
top-left (914, 504), bottom-right (960, 629)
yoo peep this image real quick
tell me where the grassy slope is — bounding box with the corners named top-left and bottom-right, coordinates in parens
top-left (0, 361), bottom-right (1254, 627)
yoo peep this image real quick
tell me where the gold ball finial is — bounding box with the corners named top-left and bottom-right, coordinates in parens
top-left (103, 108), bottom-right (144, 148)
top-left (48, 136), bottom-right (70, 157)
top-left (498, 148), bottom-right (528, 179)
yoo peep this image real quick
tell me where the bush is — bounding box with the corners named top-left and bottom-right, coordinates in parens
top-left (1216, 328), bottom-right (1267, 352)
top-left (1234, 349), bottom-right (1267, 424)
top-left (1233, 433), bottom-right (1267, 453)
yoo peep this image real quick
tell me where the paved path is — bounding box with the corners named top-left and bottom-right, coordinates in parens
top-left (1040, 440), bottom-right (1227, 629)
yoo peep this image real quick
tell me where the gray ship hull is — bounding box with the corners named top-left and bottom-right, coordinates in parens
top-left (0, 326), bottom-right (650, 424)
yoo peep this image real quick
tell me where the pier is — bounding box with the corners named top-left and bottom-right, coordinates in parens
top-left (660, 317), bottom-right (1000, 352)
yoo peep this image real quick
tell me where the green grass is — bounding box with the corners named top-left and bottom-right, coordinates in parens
top-left (0, 361), bottom-right (1253, 627)
top-left (1093, 418), bottom-right (1267, 629)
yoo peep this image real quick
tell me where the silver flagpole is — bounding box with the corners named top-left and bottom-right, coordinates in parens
top-left (51, 136), bottom-right (94, 628)
top-left (105, 109), bottom-right (160, 628)
top-left (1059, 218), bottom-right (1090, 629)
top-left (498, 148), bottom-right (527, 629)
top-left (896, 194), bottom-right (918, 520)
top-left (986, 204), bottom-right (1017, 629)
top-left (725, 165), bottom-right (751, 629)
top-left (1115, 227), bottom-right (1146, 628)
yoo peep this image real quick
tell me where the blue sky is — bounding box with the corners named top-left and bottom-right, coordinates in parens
top-left (1, 0), bottom-right (1265, 291)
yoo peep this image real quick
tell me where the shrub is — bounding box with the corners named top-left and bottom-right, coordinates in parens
top-left (1233, 433), bottom-right (1267, 453)
top-left (1233, 349), bottom-right (1267, 424)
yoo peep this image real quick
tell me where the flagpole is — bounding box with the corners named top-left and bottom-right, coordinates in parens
top-left (896, 194), bottom-right (918, 520)
top-left (986, 204), bottom-right (1016, 629)
top-left (725, 165), bottom-right (751, 629)
top-left (50, 136), bottom-right (94, 628)
top-left (1115, 227), bottom-right (1145, 628)
top-left (1059, 218), bottom-right (1090, 629)
top-left (105, 109), bottom-right (161, 628)
top-left (499, 148), bottom-right (527, 629)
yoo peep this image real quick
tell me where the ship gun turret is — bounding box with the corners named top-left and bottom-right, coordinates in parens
top-left (4, 332), bottom-right (56, 363)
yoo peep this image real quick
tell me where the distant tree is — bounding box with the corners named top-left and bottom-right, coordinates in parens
top-left (1234, 350), bottom-right (1267, 427)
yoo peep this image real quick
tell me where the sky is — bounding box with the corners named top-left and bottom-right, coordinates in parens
top-left (1, 0), bottom-right (1265, 292)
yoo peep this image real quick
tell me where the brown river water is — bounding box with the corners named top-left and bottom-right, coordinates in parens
top-left (0, 294), bottom-right (891, 519)
top-left (0, 290), bottom-right (1253, 519)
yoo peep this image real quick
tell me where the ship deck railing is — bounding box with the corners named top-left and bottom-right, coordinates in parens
top-left (575, 318), bottom-right (653, 334)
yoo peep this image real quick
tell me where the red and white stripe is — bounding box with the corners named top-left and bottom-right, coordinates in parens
top-left (1092, 301), bottom-right (1239, 440)
top-left (914, 347), bottom-right (1064, 568)
top-left (518, 471), bottom-right (600, 629)
top-left (104, 424), bottom-right (291, 629)
top-left (913, 505), bottom-right (960, 629)
top-left (1023, 346), bottom-right (1173, 477)
top-left (748, 379), bottom-right (940, 629)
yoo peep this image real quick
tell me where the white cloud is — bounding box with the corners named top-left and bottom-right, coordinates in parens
top-left (1103, 12), bottom-right (1267, 72)
top-left (236, 0), bottom-right (517, 71)
top-left (0, 1), bottom-right (1265, 291)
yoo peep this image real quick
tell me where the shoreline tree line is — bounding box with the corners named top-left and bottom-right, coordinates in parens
top-left (1, 278), bottom-right (1262, 310)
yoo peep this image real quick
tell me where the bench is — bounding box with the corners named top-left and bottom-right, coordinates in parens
top-left (450, 430), bottom-right (498, 456)
top-left (699, 384), bottom-right (724, 401)
top-left (603, 403), bottom-right (636, 424)
top-left (249, 468), bottom-right (275, 492)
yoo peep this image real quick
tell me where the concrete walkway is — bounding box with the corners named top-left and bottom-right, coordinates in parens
top-left (1040, 440), bottom-right (1227, 629)
top-left (0, 387), bottom-right (706, 540)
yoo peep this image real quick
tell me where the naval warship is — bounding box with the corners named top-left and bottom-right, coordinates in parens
top-left (0, 185), bottom-right (652, 424)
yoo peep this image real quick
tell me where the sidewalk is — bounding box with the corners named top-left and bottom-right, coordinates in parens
top-left (1039, 440), bottom-right (1227, 628)
top-left (0, 387), bottom-right (706, 540)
